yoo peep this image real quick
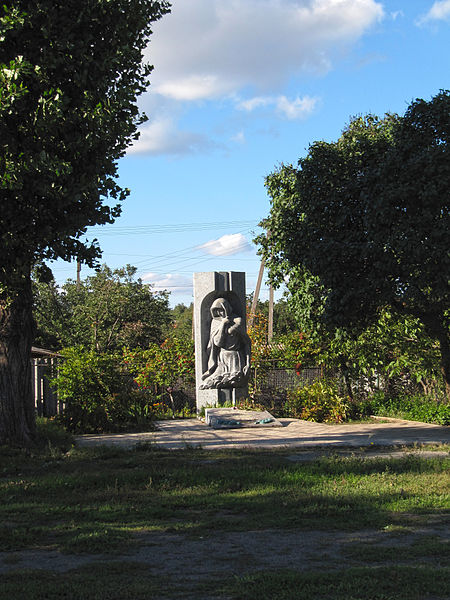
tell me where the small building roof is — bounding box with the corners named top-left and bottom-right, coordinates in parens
top-left (31, 346), bottom-right (62, 358)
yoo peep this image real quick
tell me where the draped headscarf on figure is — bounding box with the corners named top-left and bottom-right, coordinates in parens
top-left (200, 297), bottom-right (251, 389)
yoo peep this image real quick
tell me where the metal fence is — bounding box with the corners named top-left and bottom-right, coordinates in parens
top-left (32, 364), bottom-right (334, 417)
top-left (35, 361), bottom-right (412, 417)
top-left (168, 367), bottom-right (331, 413)
top-left (254, 366), bottom-right (326, 391)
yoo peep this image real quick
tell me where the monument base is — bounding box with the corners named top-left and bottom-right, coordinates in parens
top-left (204, 408), bottom-right (283, 429)
top-left (196, 387), bottom-right (248, 415)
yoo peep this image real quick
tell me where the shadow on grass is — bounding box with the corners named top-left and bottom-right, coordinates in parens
top-left (0, 562), bottom-right (169, 600)
top-left (226, 565), bottom-right (450, 600)
top-left (0, 446), bottom-right (448, 554)
top-left (1, 563), bottom-right (449, 600)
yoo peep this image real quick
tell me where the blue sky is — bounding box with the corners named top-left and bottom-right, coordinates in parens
top-left (50, 0), bottom-right (450, 307)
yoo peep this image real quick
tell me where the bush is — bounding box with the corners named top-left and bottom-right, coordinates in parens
top-left (124, 335), bottom-right (195, 391)
top-left (53, 347), bottom-right (156, 433)
top-left (364, 391), bottom-right (450, 425)
top-left (123, 335), bottom-right (195, 418)
top-left (284, 379), bottom-right (350, 423)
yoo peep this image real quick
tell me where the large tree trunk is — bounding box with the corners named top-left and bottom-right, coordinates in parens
top-left (0, 274), bottom-right (36, 446)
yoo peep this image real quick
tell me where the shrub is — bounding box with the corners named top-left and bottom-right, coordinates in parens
top-left (123, 334), bottom-right (195, 417)
top-left (364, 391), bottom-right (450, 425)
top-left (285, 379), bottom-right (350, 423)
top-left (52, 347), bottom-right (156, 433)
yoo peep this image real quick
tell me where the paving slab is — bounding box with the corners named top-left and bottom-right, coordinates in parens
top-left (75, 416), bottom-right (450, 452)
top-left (205, 408), bottom-right (282, 428)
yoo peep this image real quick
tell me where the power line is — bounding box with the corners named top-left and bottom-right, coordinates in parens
top-left (88, 220), bottom-right (260, 235)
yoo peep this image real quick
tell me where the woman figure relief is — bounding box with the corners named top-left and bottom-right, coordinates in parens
top-left (200, 297), bottom-right (251, 389)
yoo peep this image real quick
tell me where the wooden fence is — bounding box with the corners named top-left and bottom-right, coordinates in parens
top-left (31, 355), bottom-right (62, 417)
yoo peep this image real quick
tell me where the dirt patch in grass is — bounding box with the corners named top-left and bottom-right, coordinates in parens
top-left (1, 522), bottom-right (448, 579)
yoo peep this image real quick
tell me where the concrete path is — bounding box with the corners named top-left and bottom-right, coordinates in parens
top-left (75, 416), bottom-right (450, 452)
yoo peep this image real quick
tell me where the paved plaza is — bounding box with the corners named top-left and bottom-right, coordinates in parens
top-left (75, 416), bottom-right (450, 454)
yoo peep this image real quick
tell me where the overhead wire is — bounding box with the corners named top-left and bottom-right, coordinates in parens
top-left (88, 219), bottom-right (260, 235)
top-left (48, 219), bottom-right (268, 296)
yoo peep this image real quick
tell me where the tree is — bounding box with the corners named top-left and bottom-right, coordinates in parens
top-left (33, 265), bottom-right (172, 352)
top-left (259, 91), bottom-right (450, 396)
top-left (32, 267), bottom-right (69, 350)
top-left (169, 303), bottom-right (193, 339)
top-left (246, 293), bottom-right (298, 339)
top-left (0, 0), bottom-right (170, 445)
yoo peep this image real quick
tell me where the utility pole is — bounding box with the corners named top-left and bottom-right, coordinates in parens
top-left (248, 257), bottom-right (264, 329)
top-left (268, 281), bottom-right (274, 342)
top-left (76, 259), bottom-right (81, 289)
top-left (248, 230), bottom-right (274, 339)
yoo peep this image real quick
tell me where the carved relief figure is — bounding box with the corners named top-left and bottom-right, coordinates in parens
top-left (200, 297), bottom-right (251, 389)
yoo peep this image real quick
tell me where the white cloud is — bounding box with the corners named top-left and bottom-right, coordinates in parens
top-left (134, 0), bottom-right (383, 155)
top-left (142, 272), bottom-right (193, 294)
top-left (155, 75), bottom-right (229, 101)
top-left (239, 94), bottom-right (318, 119)
top-left (239, 97), bottom-right (272, 111)
top-left (197, 233), bottom-right (252, 256)
top-left (417, 0), bottom-right (450, 24)
top-left (390, 10), bottom-right (403, 21)
top-left (231, 131), bottom-right (246, 143)
top-left (127, 117), bottom-right (216, 156)
top-left (147, 0), bottom-right (384, 102)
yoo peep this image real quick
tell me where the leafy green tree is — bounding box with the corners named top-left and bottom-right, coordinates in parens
top-left (32, 268), bottom-right (69, 350)
top-left (33, 265), bottom-right (172, 352)
top-left (314, 310), bottom-right (443, 399)
top-left (169, 303), bottom-right (193, 339)
top-left (259, 92), bottom-right (450, 396)
top-left (247, 293), bottom-right (298, 339)
top-left (0, 0), bottom-right (170, 445)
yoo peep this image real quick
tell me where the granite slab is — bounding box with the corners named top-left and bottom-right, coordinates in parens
top-left (205, 408), bottom-right (283, 429)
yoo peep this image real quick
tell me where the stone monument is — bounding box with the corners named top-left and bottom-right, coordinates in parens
top-left (193, 272), bottom-right (251, 413)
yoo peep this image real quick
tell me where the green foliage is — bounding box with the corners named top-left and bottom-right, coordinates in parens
top-left (247, 293), bottom-right (298, 338)
top-left (338, 310), bottom-right (441, 381)
top-left (310, 309), bottom-right (445, 399)
top-left (52, 333), bottom-right (195, 432)
top-left (0, 0), bottom-right (170, 273)
top-left (123, 334), bottom-right (195, 396)
top-left (35, 417), bottom-right (73, 453)
top-left (268, 330), bottom-right (321, 370)
top-left (247, 310), bottom-right (272, 370)
top-left (169, 302), bottom-right (193, 339)
top-left (53, 347), bottom-right (155, 433)
top-left (285, 379), bottom-right (350, 423)
top-left (364, 392), bottom-right (450, 426)
top-left (259, 92), bottom-right (450, 394)
top-left (33, 264), bottom-right (172, 352)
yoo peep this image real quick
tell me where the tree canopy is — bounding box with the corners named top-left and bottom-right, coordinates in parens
top-left (258, 91), bottom-right (450, 394)
top-left (0, 0), bottom-right (170, 445)
top-left (1, 0), bottom-right (169, 275)
top-left (33, 265), bottom-right (172, 352)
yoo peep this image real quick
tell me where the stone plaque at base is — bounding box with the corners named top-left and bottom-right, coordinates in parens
top-left (205, 408), bottom-right (283, 429)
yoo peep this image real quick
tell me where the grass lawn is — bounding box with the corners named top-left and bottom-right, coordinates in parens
top-left (0, 443), bottom-right (449, 599)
